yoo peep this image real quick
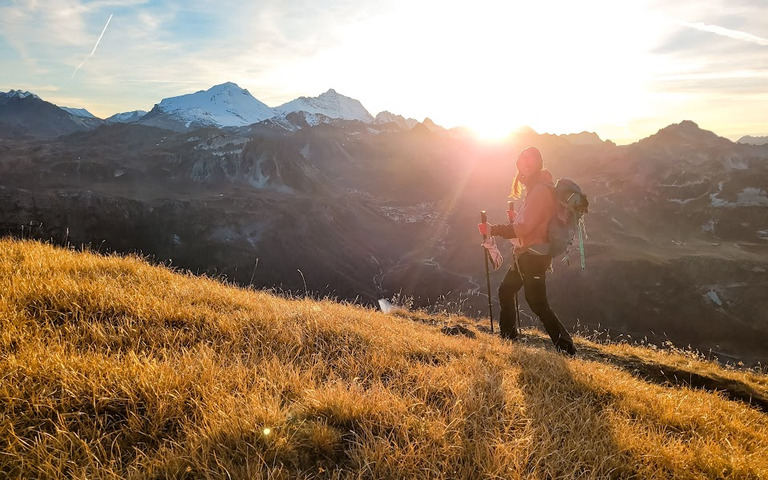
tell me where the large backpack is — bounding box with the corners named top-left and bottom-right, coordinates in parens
top-left (547, 178), bottom-right (589, 268)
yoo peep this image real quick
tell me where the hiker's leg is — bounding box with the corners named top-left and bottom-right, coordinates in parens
top-left (498, 265), bottom-right (523, 339)
top-left (519, 253), bottom-right (576, 354)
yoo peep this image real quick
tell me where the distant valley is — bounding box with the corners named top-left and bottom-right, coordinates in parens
top-left (1, 84), bottom-right (767, 365)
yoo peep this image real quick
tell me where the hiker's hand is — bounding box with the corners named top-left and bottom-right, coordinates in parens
top-left (507, 209), bottom-right (517, 222)
top-left (478, 222), bottom-right (492, 237)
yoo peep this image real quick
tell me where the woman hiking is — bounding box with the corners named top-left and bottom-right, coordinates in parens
top-left (478, 146), bottom-right (577, 355)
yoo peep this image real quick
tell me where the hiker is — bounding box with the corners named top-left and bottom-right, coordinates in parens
top-left (478, 146), bottom-right (577, 355)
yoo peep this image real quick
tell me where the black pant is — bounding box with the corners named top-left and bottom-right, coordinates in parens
top-left (498, 252), bottom-right (576, 354)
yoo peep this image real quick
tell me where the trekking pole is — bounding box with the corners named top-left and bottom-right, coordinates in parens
top-left (480, 211), bottom-right (494, 333)
top-left (509, 201), bottom-right (521, 336)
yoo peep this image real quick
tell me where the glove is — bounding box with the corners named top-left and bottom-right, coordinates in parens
top-left (482, 236), bottom-right (504, 270)
top-left (478, 222), bottom-right (492, 237)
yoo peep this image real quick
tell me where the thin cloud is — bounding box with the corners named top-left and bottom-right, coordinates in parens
top-left (72, 13), bottom-right (114, 78)
top-left (681, 21), bottom-right (768, 46)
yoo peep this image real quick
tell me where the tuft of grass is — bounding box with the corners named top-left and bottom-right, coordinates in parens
top-left (1, 238), bottom-right (767, 479)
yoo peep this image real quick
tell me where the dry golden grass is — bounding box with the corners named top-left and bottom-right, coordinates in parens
top-left (1, 238), bottom-right (767, 479)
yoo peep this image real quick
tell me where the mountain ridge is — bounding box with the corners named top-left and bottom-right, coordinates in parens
top-left (275, 88), bottom-right (374, 123)
top-left (1, 117), bottom-right (765, 366)
top-left (739, 135), bottom-right (768, 146)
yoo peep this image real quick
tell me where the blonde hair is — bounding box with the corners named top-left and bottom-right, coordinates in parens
top-left (509, 173), bottom-right (525, 199)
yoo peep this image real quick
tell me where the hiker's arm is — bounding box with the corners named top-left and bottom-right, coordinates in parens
top-left (490, 224), bottom-right (516, 238)
top-left (513, 185), bottom-right (552, 239)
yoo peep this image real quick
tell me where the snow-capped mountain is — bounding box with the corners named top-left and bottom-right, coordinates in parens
top-left (275, 89), bottom-right (374, 123)
top-left (60, 107), bottom-right (97, 118)
top-left (139, 82), bottom-right (276, 131)
top-left (374, 111), bottom-right (419, 130)
top-left (1, 84), bottom-right (412, 135)
top-left (0, 90), bottom-right (40, 101)
top-left (106, 110), bottom-right (147, 124)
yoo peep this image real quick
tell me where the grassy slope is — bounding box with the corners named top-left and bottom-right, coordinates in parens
top-left (1, 239), bottom-right (767, 479)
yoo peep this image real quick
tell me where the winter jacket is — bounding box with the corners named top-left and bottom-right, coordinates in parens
top-left (491, 170), bottom-right (556, 255)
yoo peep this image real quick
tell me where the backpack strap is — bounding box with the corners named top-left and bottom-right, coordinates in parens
top-left (577, 216), bottom-right (587, 270)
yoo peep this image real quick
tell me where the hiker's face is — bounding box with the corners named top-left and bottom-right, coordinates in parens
top-left (515, 151), bottom-right (541, 185)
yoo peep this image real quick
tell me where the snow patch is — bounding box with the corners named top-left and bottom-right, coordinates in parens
top-left (61, 106), bottom-right (97, 118)
top-left (106, 110), bottom-right (146, 123)
top-left (709, 193), bottom-right (729, 207)
top-left (248, 170), bottom-right (270, 189)
top-left (722, 155), bottom-right (748, 170)
top-left (658, 180), bottom-right (705, 188)
top-left (736, 188), bottom-right (768, 206)
top-left (705, 289), bottom-right (723, 306)
top-left (710, 188), bottom-right (768, 208)
top-left (668, 198), bottom-right (695, 205)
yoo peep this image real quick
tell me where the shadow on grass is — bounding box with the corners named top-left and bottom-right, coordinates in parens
top-left (578, 344), bottom-right (768, 414)
top-left (514, 347), bottom-right (638, 478)
top-left (492, 325), bottom-right (768, 415)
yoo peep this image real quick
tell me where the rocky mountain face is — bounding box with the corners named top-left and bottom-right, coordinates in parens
top-left (0, 105), bottom-right (766, 365)
top-left (738, 135), bottom-right (768, 146)
top-left (0, 91), bottom-right (103, 138)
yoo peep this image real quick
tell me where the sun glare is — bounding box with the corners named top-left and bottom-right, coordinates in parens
top-left (469, 121), bottom-right (517, 142)
top-left (268, 0), bottom-right (661, 143)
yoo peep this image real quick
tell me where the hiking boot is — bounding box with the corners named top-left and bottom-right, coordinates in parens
top-left (557, 344), bottom-right (577, 357)
top-left (500, 331), bottom-right (519, 341)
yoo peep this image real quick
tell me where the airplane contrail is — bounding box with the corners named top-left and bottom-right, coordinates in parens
top-left (72, 13), bottom-right (114, 78)
top-left (682, 21), bottom-right (768, 47)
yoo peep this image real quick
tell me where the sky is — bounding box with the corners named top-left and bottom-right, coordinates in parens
top-left (1, 0), bottom-right (766, 144)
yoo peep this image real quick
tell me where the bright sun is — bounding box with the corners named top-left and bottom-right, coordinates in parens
top-left (299, 0), bottom-right (656, 144)
top-left (469, 121), bottom-right (520, 141)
